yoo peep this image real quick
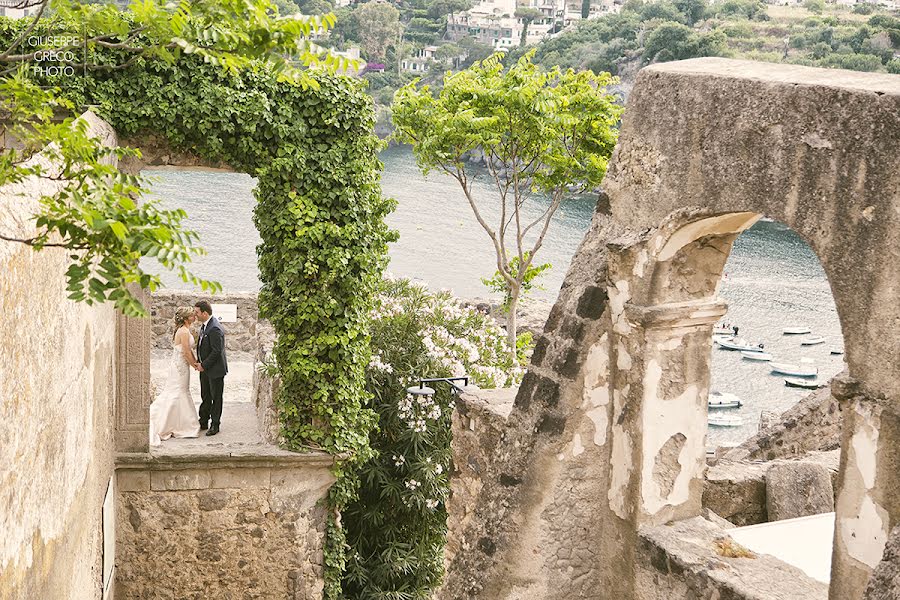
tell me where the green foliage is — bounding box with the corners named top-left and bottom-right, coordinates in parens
top-left (527, 0), bottom-right (899, 77)
top-left (5, 8), bottom-right (397, 594)
top-left (392, 51), bottom-right (621, 355)
top-left (804, 0), bottom-right (825, 15)
top-left (888, 58), bottom-right (900, 74)
top-left (642, 20), bottom-right (727, 63)
top-left (481, 253), bottom-right (551, 313)
top-left (341, 278), bottom-right (528, 598)
top-left (0, 0), bottom-right (347, 315)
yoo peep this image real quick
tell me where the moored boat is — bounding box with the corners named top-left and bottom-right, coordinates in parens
top-left (716, 337), bottom-right (765, 352)
top-left (785, 377), bottom-right (823, 389)
top-left (783, 326), bottom-right (811, 335)
top-left (830, 349), bottom-right (844, 355)
top-left (800, 336), bottom-right (825, 346)
top-left (708, 414), bottom-right (744, 428)
top-left (741, 350), bottom-right (773, 361)
top-left (713, 326), bottom-right (734, 336)
top-left (770, 362), bottom-right (818, 377)
top-left (708, 391), bottom-right (743, 409)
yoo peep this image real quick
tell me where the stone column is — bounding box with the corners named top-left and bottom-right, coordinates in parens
top-left (830, 375), bottom-right (900, 600)
top-left (603, 297), bottom-right (726, 598)
top-left (115, 285), bottom-right (152, 453)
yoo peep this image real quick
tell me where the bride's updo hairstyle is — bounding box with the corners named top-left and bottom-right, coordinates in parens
top-left (172, 306), bottom-right (194, 340)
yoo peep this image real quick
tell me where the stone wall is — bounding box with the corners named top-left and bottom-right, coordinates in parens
top-left (149, 289), bottom-right (275, 357)
top-left (636, 517), bottom-right (828, 600)
top-left (703, 450), bottom-right (839, 526)
top-left (439, 60), bottom-right (900, 600)
top-left (251, 347), bottom-right (282, 446)
top-left (115, 451), bottom-right (336, 599)
top-left (0, 113), bottom-right (119, 599)
top-left (725, 383), bottom-right (843, 462)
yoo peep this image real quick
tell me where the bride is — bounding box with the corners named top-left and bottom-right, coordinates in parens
top-left (149, 306), bottom-right (202, 446)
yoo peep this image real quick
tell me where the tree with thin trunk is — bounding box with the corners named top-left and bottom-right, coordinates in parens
top-left (514, 7), bottom-right (543, 47)
top-left (392, 51), bottom-right (621, 360)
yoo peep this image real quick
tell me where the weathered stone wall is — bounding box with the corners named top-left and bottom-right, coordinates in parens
top-left (703, 450), bottom-right (839, 526)
top-left (0, 113), bottom-right (119, 599)
top-left (446, 387), bottom-right (516, 567)
top-left (440, 60), bottom-right (900, 600)
top-left (725, 384), bottom-right (843, 462)
top-left (251, 346), bottom-right (282, 446)
top-left (149, 289), bottom-right (275, 356)
top-left (115, 452), bottom-right (335, 599)
top-left (636, 517), bottom-right (828, 600)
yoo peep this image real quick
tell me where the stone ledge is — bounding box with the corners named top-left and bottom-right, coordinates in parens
top-left (637, 516), bottom-right (828, 600)
top-left (116, 449), bottom-right (338, 471)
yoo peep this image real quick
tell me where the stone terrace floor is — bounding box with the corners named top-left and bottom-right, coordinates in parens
top-left (148, 351), bottom-right (293, 457)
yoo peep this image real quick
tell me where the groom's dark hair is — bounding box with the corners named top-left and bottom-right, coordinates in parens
top-left (194, 300), bottom-right (213, 315)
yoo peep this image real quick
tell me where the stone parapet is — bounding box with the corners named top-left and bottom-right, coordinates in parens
top-left (148, 289), bottom-right (274, 357)
top-left (115, 450), bottom-right (336, 599)
top-left (636, 517), bottom-right (828, 600)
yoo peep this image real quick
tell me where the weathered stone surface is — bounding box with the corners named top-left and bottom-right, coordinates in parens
top-left (864, 524), bottom-right (900, 600)
top-left (703, 452), bottom-right (840, 526)
top-left (636, 517), bottom-right (828, 600)
top-left (1, 112), bottom-right (119, 600)
top-left (704, 460), bottom-right (769, 526)
top-left (726, 384), bottom-right (842, 462)
top-left (766, 462), bottom-right (834, 522)
top-left (116, 459), bottom-right (335, 600)
top-left (149, 289), bottom-right (268, 357)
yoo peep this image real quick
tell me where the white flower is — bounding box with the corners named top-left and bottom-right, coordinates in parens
top-left (405, 479), bottom-right (421, 490)
top-left (425, 498), bottom-right (439, 509)
top-left (392, 454), bottom-right (406, 467)
top-left (434, 464), bottom-right (443, 475)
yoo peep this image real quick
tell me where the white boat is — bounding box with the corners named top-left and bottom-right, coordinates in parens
top-left (716, 337), bottom-right (765, 352)
top-left (741, 351), bottom-right (773, 361)
top-left (708, 391), bottom-right (743, 409)
top-left (770, 362), bottom-right (818, 378)
top-left (785, 377), bottom-right (824, 389)
top-left (830, 349), bottom-right (844, 355)
top-left (713, 326), bottom-right (734, 336)
top-left (783, 326), bottom-right (811, 335)
top-left (709, 414), bottom-right (744, 428)
top-left (800, 336), bottom-right (825, 346)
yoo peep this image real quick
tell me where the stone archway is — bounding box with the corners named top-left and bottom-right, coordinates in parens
top-left (441, 58), bottom-right (899, 600)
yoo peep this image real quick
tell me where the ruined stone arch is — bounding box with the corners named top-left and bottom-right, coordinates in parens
top-left (441, 58), bottom-right (899, 600)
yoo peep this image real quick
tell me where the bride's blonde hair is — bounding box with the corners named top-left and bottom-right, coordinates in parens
top-left (172, 307), bottom-right (194, 340)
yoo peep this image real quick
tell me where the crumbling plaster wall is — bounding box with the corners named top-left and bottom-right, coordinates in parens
top-left (0, 113), bottom-right (119, 600)
top-left (441, 59), bottom-right (900, 600)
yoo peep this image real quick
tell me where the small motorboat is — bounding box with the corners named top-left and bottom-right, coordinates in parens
top-left (709, 414), bottom-right (744, 428)
top-left (716, 338), bottom-right (765, 352)
top-left (713, 326), bottom-right (735, 336)
top-left (708, 391), bottom-right (743, 409)
top-left (783, 326), bottom-right (811, 335)
top-left (830, 349), bottom-right (844, 355)
top-left (785, 377), bottom-right (824, 389)
top-left (741, 350), bottom-right (773, 361)
top-left (770, 362), bottom-right (818, 378)
top-left (800, 336), bottom-right (825, 346)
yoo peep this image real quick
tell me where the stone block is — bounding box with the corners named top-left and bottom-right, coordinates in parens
top-left (151, 469), bottom-right (211, 491)
top-left (117, 469), bottom-right (151, 492)
top-left (703, 460), bottom-right (768, 526)
top-left (765, 462), bottom-right (834, 522)
top-left (209, 467), bottom-right (271, 490)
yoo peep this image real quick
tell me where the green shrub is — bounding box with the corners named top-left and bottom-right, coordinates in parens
top-left (341, 278), bottom-right (529, 599)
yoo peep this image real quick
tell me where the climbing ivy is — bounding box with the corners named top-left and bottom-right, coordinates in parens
top-left (3, 19), bottom-right (395, 594)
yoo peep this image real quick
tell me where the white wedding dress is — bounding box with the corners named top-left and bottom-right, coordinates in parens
top-left (149, 332), bottom-right (200, 446)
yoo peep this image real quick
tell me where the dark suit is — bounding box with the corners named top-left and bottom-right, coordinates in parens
top-left (197, 316), bottom-right (228, 427)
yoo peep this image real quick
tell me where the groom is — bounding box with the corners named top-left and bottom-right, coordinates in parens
top-left (194, 300), bottom-right (228, 436)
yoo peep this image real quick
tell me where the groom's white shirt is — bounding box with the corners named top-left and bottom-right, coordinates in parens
top-left (199, 315), bottom-right (212, 347)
